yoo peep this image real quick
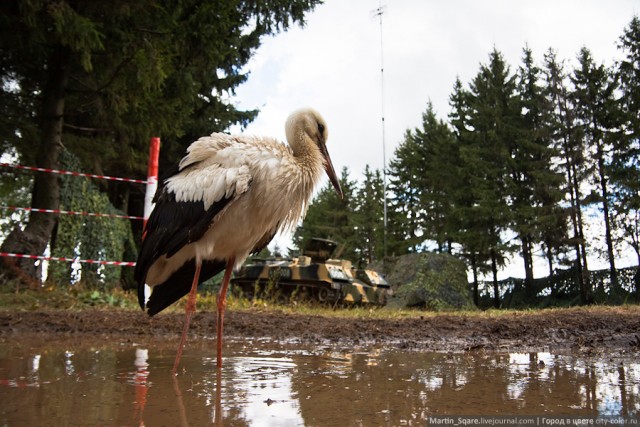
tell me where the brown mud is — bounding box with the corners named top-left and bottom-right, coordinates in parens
top-left (1, 306), bottom-right (640, 353)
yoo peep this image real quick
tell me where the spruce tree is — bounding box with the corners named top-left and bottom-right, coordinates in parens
top-left (448, 77), bottom-right (486, 305)
top-left (513, 47), bottom-right (565, 301)
top-left (387, 131), bottom-right (425, 253)
top-left (542, 49), bottom-right (592, 303)
top-left (411, 102), bottom-right (458, 253)
top-left (352, 165), bottom-right (385, 265)
top-left (613, 16), bottom-right (640, 294)
top-left (571, 47), bottom-right (621, 295)
top-left (464, 49), bottom-right (517, 308)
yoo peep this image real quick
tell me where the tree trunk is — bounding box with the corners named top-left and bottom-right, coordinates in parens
top-left (575, 198), bottom-right (592, 304)
top-left (491, 249), bottom-right (500, 309)
top-left (471, 253), bottom-right (479, 307)
top-left (566, 154), bottom-right (592, 304)
top-left (0, 46), bottom-right (70, 283)
top-left (596, 147), bottom-right (619, 295)
top-left (521, 235), bottom-right (535, 303)
top-left (633, 250), bottom-right (640, 298)
top-left (545, 244), bottom-right (554, 278)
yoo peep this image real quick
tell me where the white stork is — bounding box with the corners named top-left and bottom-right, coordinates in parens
top-left (135, 108), bottom-right (342, 373)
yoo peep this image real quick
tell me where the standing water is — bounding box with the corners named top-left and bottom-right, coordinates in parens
top-left (0, 338), bottom-right (638, 426)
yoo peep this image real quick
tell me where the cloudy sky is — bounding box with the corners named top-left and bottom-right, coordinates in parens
top-left (230, 0), bottom-right (638, 275)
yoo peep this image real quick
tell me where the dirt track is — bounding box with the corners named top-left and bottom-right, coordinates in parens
top-left (2, 306), bottom-right (640, 353)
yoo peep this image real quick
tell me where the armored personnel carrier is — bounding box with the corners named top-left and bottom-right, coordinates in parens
top-left (231, 238), bottom-right (392, 305)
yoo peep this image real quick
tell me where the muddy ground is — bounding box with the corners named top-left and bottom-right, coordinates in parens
top-left (2, 306), bottom-right (640, 354)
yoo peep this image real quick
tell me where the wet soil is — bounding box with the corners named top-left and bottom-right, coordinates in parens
top-left (1, 306), bottom-right (639, 353)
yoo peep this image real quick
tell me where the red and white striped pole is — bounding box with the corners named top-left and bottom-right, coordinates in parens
top-left (143, 137), bottom-right (160, 230)
top-left (142, 137), bottom-right (160, 302)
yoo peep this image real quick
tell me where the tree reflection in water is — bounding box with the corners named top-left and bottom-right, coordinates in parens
top-left (0, 340), bottom-right (638, 426)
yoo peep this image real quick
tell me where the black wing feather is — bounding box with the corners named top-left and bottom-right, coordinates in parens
top-left (134, 160), bottom-right (237, 314)
top-left (144, 259), bottom-right (226, 316)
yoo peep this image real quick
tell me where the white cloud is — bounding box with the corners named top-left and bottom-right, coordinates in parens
top-left (235, 0), bottom-right (637, 177)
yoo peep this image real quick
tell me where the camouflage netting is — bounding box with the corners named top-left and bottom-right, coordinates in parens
top-left (369, 253), bottom-right (476, 310)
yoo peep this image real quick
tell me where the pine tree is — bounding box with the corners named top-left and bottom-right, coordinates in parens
top-left (411, 102), bottom-right (458, 253)
top-left (542, 49), bottom-right (592, 303)
top-left (352, 165), bottom-right (385, 265)
top-left (613, 16), bottom-right (640, 294)
top-left (512, 47), bottom-right (565, 301)
top-left (387, 131), bottom-right (425, 254)
top-left (571, 47), bottom-right (621, 295)
top-left (464, 49), bottom-right (517, 308)
top-left (448, 77), bottom-right (486, 305)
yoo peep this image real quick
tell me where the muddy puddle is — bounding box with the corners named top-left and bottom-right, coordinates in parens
top-left (0, 338), bottom-right (638, 426)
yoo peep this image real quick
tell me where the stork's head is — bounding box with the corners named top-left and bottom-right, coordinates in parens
top-left (286, 108), bottom-right (343, 199)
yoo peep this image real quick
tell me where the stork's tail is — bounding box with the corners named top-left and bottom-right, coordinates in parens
top-left (142, 259), bottom-right (226, 316)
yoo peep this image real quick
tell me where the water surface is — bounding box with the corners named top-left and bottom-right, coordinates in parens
top-left (0, 338), bottom-right (638, 426)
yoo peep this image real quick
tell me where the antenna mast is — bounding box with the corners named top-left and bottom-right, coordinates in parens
top-left (371, 3), bottom-right (388, 260)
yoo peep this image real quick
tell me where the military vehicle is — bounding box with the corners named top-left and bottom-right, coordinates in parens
top-left (231, 238), bottom-right (392, 305)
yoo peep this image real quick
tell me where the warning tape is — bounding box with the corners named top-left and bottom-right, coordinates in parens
top-left (0, 141), bottom-right (158, 271)
top-left (1, 206), bottom-right (144, 221)
top-left (0, 252), bottom-right (136, 267)
top-left (0, 163), bottom-right (148, 184)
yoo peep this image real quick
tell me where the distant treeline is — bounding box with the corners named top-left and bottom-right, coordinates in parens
top-left (294, 16), bottom-right (640, 308)
top-left (478, 266), bottom-right (639, 309)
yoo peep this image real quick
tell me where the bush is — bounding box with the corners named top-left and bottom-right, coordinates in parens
top-left (370, 253), bottom-right (475, 310)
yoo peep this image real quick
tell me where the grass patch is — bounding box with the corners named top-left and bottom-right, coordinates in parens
top-left (0, 283), bottom-right (138, 311)
top-left (1, 283), bottom-right (638, 320)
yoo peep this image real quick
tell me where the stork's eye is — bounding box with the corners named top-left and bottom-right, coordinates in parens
top-left (317, 123), bottom-right (325, 135)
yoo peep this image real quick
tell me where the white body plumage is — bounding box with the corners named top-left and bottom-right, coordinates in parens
top-left (146, 133), bottom-right (320, 286)
top-left (136, 108), bottom-right (342, 316)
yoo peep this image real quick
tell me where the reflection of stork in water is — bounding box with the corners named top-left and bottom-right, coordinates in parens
top-left (135, 108), bottom-right (343, 373)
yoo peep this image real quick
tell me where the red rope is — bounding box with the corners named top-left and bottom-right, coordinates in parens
top-left (0, 162), bottom-right (148, 184)
top-left (1, 142), bottom-right (159, 272)
top-left (0, 252), bottom-right (136, 267)
top-left (2, 205), bottom-right (144, 221)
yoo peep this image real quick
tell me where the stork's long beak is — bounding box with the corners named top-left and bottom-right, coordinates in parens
top-left (319, 143), bottom-right (343, 199)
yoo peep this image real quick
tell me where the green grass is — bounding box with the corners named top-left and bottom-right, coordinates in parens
top-left (1, 282), bottom-right (638, 321)
top-left (0, 283), bottom-right (424, 319)
top-left (0, 285), bottom-right (139, 311)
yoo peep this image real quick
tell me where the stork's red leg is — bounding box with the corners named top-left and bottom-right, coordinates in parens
top-left (216, 257), bottom-right (235, 368)
top-left (172, 260), bottom-right (202, 375)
